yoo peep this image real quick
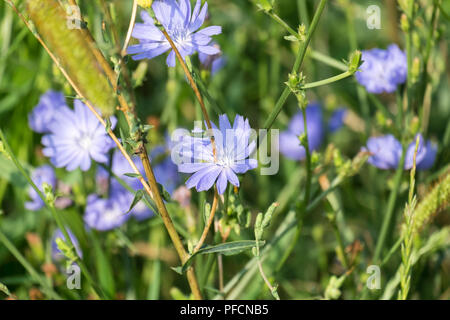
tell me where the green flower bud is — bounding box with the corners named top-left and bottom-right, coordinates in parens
top-left (43, 182), bottom-right (55, 205)
top-left (400, 14), bottom-right (409, 32)
top-left (348, 50), bottom-right (362, 74)
top-left (255, 0), bottom-right (274, 12)
top-left (411, 57), bottom-right (420, 84)
top-left (409, 116), bottom-right (420, 137)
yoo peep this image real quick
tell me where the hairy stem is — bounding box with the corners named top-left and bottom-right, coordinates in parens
top-left (263, 0), bottom-right (328, 132)
top-left (193, 190), bottom-right (219, 253)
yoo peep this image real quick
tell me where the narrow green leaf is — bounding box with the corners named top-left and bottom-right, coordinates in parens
top-left (124, 173), bottom-right (142, 178)
top-left (171, 266), bottom-right (183, 275)
top-left (0, 282), bottom-right (11, 297)
top-left (157, 183), bottom-right (172, 202)
top-left (179, 240), bottom-right (264, 274)
top-left (105, 118), bottom-right (112, 132)
top-left (90, 232), bottom-right (115, 299)
top-left (127, 189), bottom-right (144, 213)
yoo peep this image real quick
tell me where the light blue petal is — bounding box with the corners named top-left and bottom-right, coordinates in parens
top-left (216, 170), bottom-right (228, 194)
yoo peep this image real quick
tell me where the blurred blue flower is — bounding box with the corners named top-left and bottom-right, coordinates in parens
top-left (279, 103), bottom-right (324, 161)
top-left (51, 228), bottom-right (83, 262)
top-left (42, 100), bottom-right (116, 172)
top-left (83, 193), bottom-right (130, 231)
top-left (151, 145), bottom-right (180, 195)
top-left (363, 134), bottom-right (430, 170)
top-left (25, 165), bottom-right (56, 211)
top-left (128, 0), bottom-right (222, 67)
top-left (355, 44), bottom-right (407, 94)
top-left (96, 152), bottom-right (150, 220)
top-left (404, 136), bottom-right (427, 169)
top-left (199, 42), bottom-right (225, 74)
top-left (29, 90), bottom-right (67, 133)
top-left (177, 114), bottom-right (257, 194)
top-left (97, 151), bottom-right (145, 194)
top-left (328, 108), bottom-right (348, 133)
top-left (364, 135), bottom-right (401, 170)
top-left (416, 140), bottom-right (437, 171)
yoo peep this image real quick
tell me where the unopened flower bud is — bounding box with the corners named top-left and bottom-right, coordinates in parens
top-left (348, 50), bottom-right (362, 74)
top-left (0, 141), bottom-right (9, 160)
top-left (397, 0), bottom-right (408, 12)
top-left (412, 32), bottom-right (420, 50)
top-left (43, 182), bottom-right (55, 205)
top-left (409, 116), bottom-right (420, 136)
top-left (298, 24), bottom-right (306, 42)
top-left (400, 14), bottom-right (409, 32)
top-left (255, 0), bottom-right (274, 12)
top-left (411, 57), bottom-right (420, 84)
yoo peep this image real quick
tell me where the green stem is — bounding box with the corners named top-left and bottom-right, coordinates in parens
top-left (420, 1), bottom-right (439, 133)
top-left (381, 237), bottom-right (403, 267)
top-left (263, 0), bottom-right (328, 132)
top-left (263, 5), bottom-right (348, 75)
top-left (297, 0), bottom-right (310, 27)
top-left (438, 2), bottom-right (450, 21)
top-left (373, 147), bottom-right (406, 262)
top-left (405, 3), bottom-right (415, 113)
top-left (301, 70), bottom-right (353, 89)
top-left (344, 3), bottom-right (370, 137)
top-left (300, 107), bottom-right (312, 206)
top-left (0, 128), bottom-right (102, 299)
top-left (396, 89), bottom-right (404, 130)
top-left (191, 65), bottom-right (226, 115)
top-left (275, 215), bottom-right (302, 272)
top-left (309, 50), bottom-right (347, 71)
top-left (331, 218), bottom-right (349, 269)
top-left (266, 10), bottom-right (299, 38)
top-left (275, 95), bottom-right (314, 273)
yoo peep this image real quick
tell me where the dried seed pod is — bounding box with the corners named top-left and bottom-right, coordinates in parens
top-left (27, 0), bottom-right (116, 116)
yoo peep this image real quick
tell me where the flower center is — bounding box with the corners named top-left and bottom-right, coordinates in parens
top-left (170, 27), bottom-right (191, 46)
top-left (77, 132), bottom-right (93, 151)
top-left (216, 152), bottom-right (234, 168)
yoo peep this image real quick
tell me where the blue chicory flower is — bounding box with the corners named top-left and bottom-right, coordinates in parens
top-left (177, 114), bottom-right (257, 195)
top-left (51, 228), bottom-right (83, 262)
top-left (83, 192), bottom-right (130, 231)
top-left (363, 134), bottom-right (430, 170)
top-left (25, 165), bottom-right (57, 211)
top-left (279, 103), bottom-right (324, 161)
top-left (128, 0), bottom-right (222, 67)
top-left (29, 90), bottom-right (68, 133)
top-left (328, 108), bottom-right (348, 133)
top-left (355, 44), bottom-right (407, 94)
top-left (199, 42), bottom-right (226, 74)
top-left (42, 100), bottom-right (116, 172)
